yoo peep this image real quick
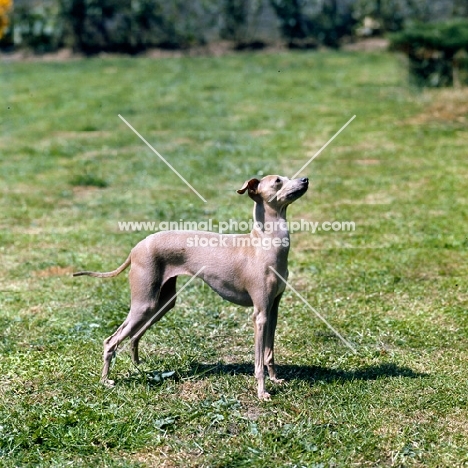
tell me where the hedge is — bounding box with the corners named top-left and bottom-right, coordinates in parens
top-left (390, 20), bottom-right (468, 86)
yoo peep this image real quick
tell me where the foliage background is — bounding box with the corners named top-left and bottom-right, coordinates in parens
top-left (2, 0), bottom-right (468, 54)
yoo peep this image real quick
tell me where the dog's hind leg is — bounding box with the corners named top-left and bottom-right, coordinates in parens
top-left (101, 264), bottom-right (163, 386)
top-left (130, 276), bottom-right (178, 365)
top-left (101, 301), bottom-right (159, 386)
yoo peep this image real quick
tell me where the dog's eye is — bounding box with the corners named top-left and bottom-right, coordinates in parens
top-left (275, 178), bottom-right (281, 185)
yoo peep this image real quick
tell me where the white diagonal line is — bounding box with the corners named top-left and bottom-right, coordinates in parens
top-left (268, 115), bottom-right (356, 202)
top-left (118, 114), bottom-right (207, 203)
top-left (115, 266), bottom-right (206, 358)
top-left (291, 114), bottom-right (356, 179)
top-left (269, 266), bottom-right (357, 353)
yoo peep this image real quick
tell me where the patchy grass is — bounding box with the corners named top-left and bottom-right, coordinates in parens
top-left (0, 50), bottom-right (467, 467)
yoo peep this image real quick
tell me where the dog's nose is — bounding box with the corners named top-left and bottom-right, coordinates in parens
top-left (301, 177), bottom-right (309, 184)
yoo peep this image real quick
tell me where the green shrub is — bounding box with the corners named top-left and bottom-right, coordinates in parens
top-left (390, 20), bottom-right (468, 86)
top-left (59, 0), bottom-right (219, 54)
top-left (390, 20), bottom-right (468, 54)
top-left (269, 0), bottom-right (355, 48)
top-left (12, 0), bottom-right (63, 53)
top-left (351, 0), bottom-right (432, 33)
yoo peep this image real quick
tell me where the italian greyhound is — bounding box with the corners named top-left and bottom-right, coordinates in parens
top-left (74, 175), bottom-right (309, 399)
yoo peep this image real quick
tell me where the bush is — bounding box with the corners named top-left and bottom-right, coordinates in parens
top-left (59, 0), bottom-right (220, 54)
top-left (11, 0), bottom-right (468, 56)
top-left (220, 0), bottom-right (265, 48)
top-left (352, 0), bottom-right (432, 33)
top-left (390, 20), bottom-right (468, 54)
top-left (12, 0), bottom-right (63, 53)
top-left (269, 0), bottom-right (355, 48)
top-left (390, 20), bottom-right (468, 86)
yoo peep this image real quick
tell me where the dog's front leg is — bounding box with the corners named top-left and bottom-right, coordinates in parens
top-left (264, 293), bottom-right (284, 385)
top-left (252, 306), bottom-right (270, 400)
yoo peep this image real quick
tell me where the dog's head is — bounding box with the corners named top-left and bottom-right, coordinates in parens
top-left (237, 175), bottom-right (308, 206)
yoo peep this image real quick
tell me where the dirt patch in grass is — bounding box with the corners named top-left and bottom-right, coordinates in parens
top-left (1, 42), bottom-right (286, 64)
top-left (52, 130), bottom-right (113, 139)
top-left (343, 38), bottom-right (389, 52)
top-left (72, 185), bottom-right (103, 197)
top-left (444, 409), bottom-right (468, 436)
top-left (177, 379), bottom-right (213, 402)
top-left (408, 88), bottom-right (468, 125)
top-left (250, 129), bottom-right (273, 137)
top-left (374, 409), bottom-right (434, 438)
top-left (355, 159), bottom-right (381, 165)
top-left (362, 192), bottom-right (394, 204)
top-left (28, 305), bottom-right (43, 314)
top-left (72, 146), bottom-right (140, 161)
top-left (0, 48), bottom-right (79, 63)
top-left (34, 266), bottom-right (74, 277)
top-left (128, 447), bottom-right (179, 468)
top-left (330, 140), bottom-right (396, 155)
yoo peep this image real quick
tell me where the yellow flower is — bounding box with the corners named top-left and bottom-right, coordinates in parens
top-left (0, 0), bottom-right (13, 39)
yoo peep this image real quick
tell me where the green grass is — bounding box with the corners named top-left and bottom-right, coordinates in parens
top-left (1, 50), bottom-right (467, 467)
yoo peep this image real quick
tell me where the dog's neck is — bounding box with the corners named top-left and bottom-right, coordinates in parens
top-left (252, 202), bottom-right (290, 247)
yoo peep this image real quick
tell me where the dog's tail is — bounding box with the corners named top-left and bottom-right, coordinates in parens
top-left (73, 254), bottom-right (131, 278)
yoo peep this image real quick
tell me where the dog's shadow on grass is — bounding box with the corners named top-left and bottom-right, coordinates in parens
top-left (128, 361), bottom-right (427, 387)
top-left (183, 361), bottom-right (427, 384)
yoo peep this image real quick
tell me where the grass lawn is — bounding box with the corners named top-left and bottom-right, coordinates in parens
top-left (0, 50), bottom-right (467, 467)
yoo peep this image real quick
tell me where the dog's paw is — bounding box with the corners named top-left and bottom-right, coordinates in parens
top-left (270, 377), bottom-right (285, 385)
top-left (102, 378), bottom-right (115, 388)
top-left (258, 391), bottom-right (271, 401)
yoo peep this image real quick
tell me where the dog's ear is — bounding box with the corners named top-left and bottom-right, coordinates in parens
top-left (237, 178), bottom-right (260, 195)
